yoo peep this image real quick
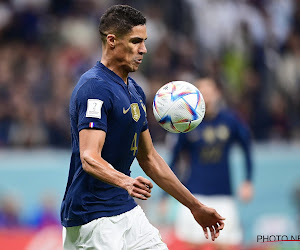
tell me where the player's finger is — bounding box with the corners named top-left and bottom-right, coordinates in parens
top-left (133, 181), bottom-right (152, 193)
top-left (136, 176), bottom-right (153, 189)
top-left (148, 182), bottom-right (153, 189)
top-left (209, 226), bottom-right (215, 241)
top-left (133, 193), bottom-right (148, 200)
top-left (218, 221), bottom-right (225, 230)
top-left (144, 184), bottom-right (151, 192)
top-left (214, 224), bottom-right (220, 238)
top-left (144, 181), bottom-right (153, 189)
top-left (133, 186), bottom-right (151, 198)
top-left (202, 227), bottom-right (209, 240)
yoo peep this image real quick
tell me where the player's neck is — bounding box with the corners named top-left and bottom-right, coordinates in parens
top-left (101, 58), bottom-right (129, 84)
top-left (205, 111), bottom-right (218, 120)
top-left (205, 105), bottom-right (220, 120)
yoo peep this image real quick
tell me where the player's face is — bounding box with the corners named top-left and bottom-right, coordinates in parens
top-left (115, 25), bottom-right (147, 73)
top-left (197, 79), bottom-right (221, 115)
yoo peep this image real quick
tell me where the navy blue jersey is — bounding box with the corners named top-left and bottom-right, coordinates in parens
top-left (61, 62), bottom-right (148, 227)
top-left (170, 109), bottom-right (252, 196)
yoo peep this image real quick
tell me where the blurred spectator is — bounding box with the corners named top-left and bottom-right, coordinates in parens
top-left (292, 0), bottom-right (300, 35)
top-left (268, 91), bottom-right (291, 140)
top-left (0, 0), bottom-right (299, 149)
top-left (0, 195), bottom-right (21, 228)
top-left (237, 68), bottom-right (271, 140)
top-left (275, 30), bottom-right (300, 138)
top-left (27, 193), bottom-right (60, 229)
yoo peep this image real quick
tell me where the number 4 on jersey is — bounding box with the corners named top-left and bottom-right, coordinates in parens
top-left (130, 133), bottom-right (138, 156)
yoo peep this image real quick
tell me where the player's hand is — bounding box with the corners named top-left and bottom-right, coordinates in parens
top-left (191, 204), bottom-right (225, 241)
top-left (126, 176), bottom-right (153, 200)
top-left (238, 181), bottom-right (253, 203)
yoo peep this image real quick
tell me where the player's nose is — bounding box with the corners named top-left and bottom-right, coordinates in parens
top-left (139, 42), bottom-right (147, 54)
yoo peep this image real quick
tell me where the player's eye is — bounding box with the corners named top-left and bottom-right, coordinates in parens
top-left (131, 38), bottom-right (144, 44)
top-left (132, 40), bottom-right (141, 44)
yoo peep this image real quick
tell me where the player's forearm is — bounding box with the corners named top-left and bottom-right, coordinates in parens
top-left (139, 150), bottom-right (202, 210)
top-left (81, 151), bottom-right (132, 190)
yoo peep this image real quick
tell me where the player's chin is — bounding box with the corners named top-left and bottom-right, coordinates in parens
top-left (129, 63), bottom-right (140, 72)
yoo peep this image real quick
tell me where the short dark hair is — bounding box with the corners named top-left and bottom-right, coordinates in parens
top-left (99, 5), bottom-right (146, 43)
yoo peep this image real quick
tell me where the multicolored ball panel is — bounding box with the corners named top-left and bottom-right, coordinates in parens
top-left (153, 81), bottom-right (205, 133)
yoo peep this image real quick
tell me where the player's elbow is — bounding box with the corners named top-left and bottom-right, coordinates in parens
top-left (80, 151), bottom-right (94, 173)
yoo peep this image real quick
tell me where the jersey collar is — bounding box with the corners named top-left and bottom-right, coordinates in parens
top-left (96, 61), bottom-right (129, 87)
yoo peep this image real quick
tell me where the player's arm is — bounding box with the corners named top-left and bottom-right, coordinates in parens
top-left (136, 129), bottom-right (225, 241)
top-left (235, 116), bottom-right (254, 202)
top-left (79, 129), bottom-right (153, 200)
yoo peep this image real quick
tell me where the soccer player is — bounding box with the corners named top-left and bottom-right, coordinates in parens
top-left (60, 5), bottom-right (225, 250)
top-left (169, 77), bottom-right (254, 249)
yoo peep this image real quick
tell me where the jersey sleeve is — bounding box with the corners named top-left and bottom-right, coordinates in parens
top-left (141, 120), bottom-right (148, 132)
top-left (232, 114), bottom-right (253, 181)
top-left (76, 79), bottom-right (113, 133)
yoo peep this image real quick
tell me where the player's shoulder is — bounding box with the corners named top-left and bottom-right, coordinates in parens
top-left (219, 108), bottom-right (235, 119)
top-left (71, 74), bottom-right (113, 107)
top-left (219, 108), bottom-right (246, 125)
top-left (76, 68), bottom-right (113, 92)
top-left (80, 66), bottom-right (111, 86)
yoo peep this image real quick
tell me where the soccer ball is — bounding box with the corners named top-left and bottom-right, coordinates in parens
top-left (153, 81), bottom-right (205, 133)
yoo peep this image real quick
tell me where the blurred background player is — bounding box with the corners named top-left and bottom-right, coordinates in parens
top-left (169, 77), bottom-right (254, 250)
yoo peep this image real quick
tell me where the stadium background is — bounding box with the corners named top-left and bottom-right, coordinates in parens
top-left (0, 0), bottom-right (299, 249)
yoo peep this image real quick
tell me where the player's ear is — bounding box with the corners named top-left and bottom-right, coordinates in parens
top-left (106, 34), bottom-right (116, 49)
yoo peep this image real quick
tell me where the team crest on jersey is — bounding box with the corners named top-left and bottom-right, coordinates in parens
top-left (203, 126), bottom-right (216, 144)
top-left (131, 103), bottom-right (140, 122)
top-left (216, 125), bottom-right (230, 141)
